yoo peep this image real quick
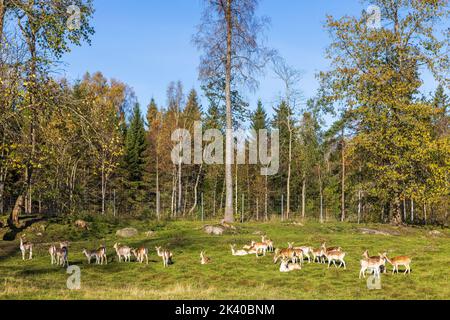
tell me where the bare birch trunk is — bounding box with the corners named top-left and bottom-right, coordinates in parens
top-left (286, 127), bottom-right (292, 220)
top-left (188, 163), bottom-right (203, 216)
top-left (224, 0), bottom-right (234, 223)
top-left (301, 176), bottom-right (306, 219)
top-left (340, 129), bottom-right (346, 222)
top-left (156, 155), bottom-right (160, 219)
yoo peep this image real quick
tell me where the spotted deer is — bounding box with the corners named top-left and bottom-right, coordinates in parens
top-left (113, 243), bottom-right (131, 262)
top-left (200, 251), bottom-right (211, 265)
top-left (279, 258), bottom-right (302, 272)
top-left (273, 248), bottom-right (297, 264)
top-left (132, 247), bottom-right (149, 264)
top-left (359, 252), bottom-right (385, 279)
top-left (250, 241), bottom-right (268, 257)
top-left (19, 237), bottom-right (33, 261)
top-left (261, 236), bottom-right (274, 252)
top-left (383, 254), bottom-right (412, 275)
top-left (363, 250), bottom-right (387, 274)
top-left (49, 245), bottom-right (57, 265)
top-left (155, 246), bottom-right (172, 267)
top-left (230, 244), bottom-right (249, 256)
top-left (83, 249), bottom-right (99, 264)
top-left (324, 250), bottom-right (346, 269)
top-left (55, 247), bottom-right (69, 267)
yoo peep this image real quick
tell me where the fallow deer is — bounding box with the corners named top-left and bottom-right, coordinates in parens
top-left (113, 243), bottom-right (131, 262)
top-left (200, 251), bottom-right (211, 265)
top-left (19, 237), bottom-right (33, 261)
top-left (155, 246), bottom-right (172, 267)
top-left (273, 248), bottom-right (297, 264)
top-left (363, 250), bottom-right (387, 274)
top-left (324, 250), bottom-right (346, 269)
top-left (55, 246), bottom-right (69, 267)
top-left (359, 252), bottom-right (385, 279)
top-left (132, 247), bottom-right (149, 264)
top-left (261, 236), bottom-right (274, 252)
top-left (279, 258), bottom-right (302, 272)
top-left (49, 245), bottom-right (57, 265)
top-left (251, 241), bottom-right (268, 257)
top-left (97, 245), bottom-right (107, 265)
top-left (83, 249), bottom-right (99, 264)
top-left (230, 244), bottom-right (249, 256)
top-left (311, 247), bottom-right (325, 264)
top-left (383, 254), bottom-right (412, 275)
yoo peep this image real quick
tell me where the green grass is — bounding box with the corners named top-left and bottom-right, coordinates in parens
top-left (0, 219), bottom-right (449, 300)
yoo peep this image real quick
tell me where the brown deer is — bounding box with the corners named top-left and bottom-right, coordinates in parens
top-left (200, 251), bottom-right (211, 265)
top-left (383, 254), bottom-right (412, 275)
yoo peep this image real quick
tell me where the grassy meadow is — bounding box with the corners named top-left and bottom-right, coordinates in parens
top-left (0, 218), bottom-right (449, 300)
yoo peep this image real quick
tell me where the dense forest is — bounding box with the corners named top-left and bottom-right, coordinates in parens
top-left (0, 0), bottom-right (449, 228)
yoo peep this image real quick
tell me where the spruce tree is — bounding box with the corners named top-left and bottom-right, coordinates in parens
top-left (125, 103), bottom-right (147, 182)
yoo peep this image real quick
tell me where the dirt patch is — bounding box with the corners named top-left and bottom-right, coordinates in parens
top-left (359, 228), bottom-right (401, 236)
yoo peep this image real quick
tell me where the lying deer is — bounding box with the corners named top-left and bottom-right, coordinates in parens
top-left (19, 237), bottom-right (33, 261)
top-left (383, 254), bottom-right (412, 275)
top-left (200, 251), bottom-right (211, 265)
top-left (324, 250), bottom-right (346, 269)
top-left (132, 247), bottom-right (149, 264)
top-left (230, 244), bottom-right (249, 256)
top-left (155, 246), bottom-right (172, 267)
top-left (279, 258), bottom-right (302, 273)
top-left (113, 243), bottom-right (131, 262)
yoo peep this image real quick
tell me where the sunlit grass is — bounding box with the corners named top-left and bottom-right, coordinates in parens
top-left (0, 220), bottom-right (448, 300)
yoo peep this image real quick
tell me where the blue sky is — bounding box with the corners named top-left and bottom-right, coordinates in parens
top-left (62, 0), bottom-right (439, 120)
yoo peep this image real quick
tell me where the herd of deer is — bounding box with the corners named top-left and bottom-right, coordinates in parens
top-left (19, 235), bottom-right (412, 278)
top-left (230, 236), bottom-right (412, 277)
top-left (19, 236), bottom-right (174, 268)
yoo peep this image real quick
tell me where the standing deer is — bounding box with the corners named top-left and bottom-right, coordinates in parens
top-left (19, 237), bottom-right (33, 261)
top-left (55, 247), bottom-right (69, 267)
top-left (200, 251), bottom-right (211, 265)
top-left (324, 250), bottom-right (346, 269)
top-left (132, 247), bottom-right (149, 264)
top-left (359, 252), bottom-right (385, 279)
top-left (113, 243), bottom-right (131, 262)
top-left (383, 254), bottom-right (412, 275)
top-left (155, 246), bottom-right (172, 267)
top-left (49, 245), bottom-right (57, 265)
